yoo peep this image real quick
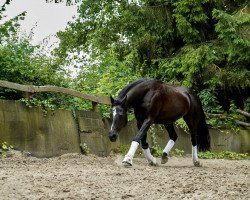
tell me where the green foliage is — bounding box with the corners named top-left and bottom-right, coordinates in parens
top-left (213, 8), bottom-right (250, 64)
top-left (198, 151), bottom-right (249, 160)
top-left (0, 142), bottom-right (13, 158)
top-left (0, 1), bottom-right (26, 43)
top-left (80, 143), bottom-right (90, 155)
top-left (148, 124), bottom-right (163, 156)
top-left (20, 93), bottom-right (93, 114)
top-left (114, 144), bottom-right (129, 155)
top-left (198, 89), bottom-right (222, 113)
top-left (45, 0), bottom-right (80, 6)
top-left (91, 48), bottom-right (141, 97)
top-left (244, 98), bottom-right (250, 112)
top-left (150, 145), bottom-right (162, 157)
top-left (169, 148), bottom-right (185, 157)
top-left (206, 101), bottom-right (240, 130)
top-left (173, 0), bottom-right (209, 43)
top-left (175, 118), bottom-right (189, 133)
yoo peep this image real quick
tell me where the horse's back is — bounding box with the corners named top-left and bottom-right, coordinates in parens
top-left (132, 80), bottom-right (192, 123)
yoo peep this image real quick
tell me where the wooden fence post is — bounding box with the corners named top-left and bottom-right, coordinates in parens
top-left (92, 102), bottom-right (99, 112)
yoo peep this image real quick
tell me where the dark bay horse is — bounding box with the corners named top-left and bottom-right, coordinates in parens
top-left (108, 78), bottom-right (210, 167)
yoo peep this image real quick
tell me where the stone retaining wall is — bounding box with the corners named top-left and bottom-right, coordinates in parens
top-left (0, 100), bottom-right (249, 157)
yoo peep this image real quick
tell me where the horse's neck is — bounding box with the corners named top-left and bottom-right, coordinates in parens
top-left (125, 87), bottom-right (148, 108)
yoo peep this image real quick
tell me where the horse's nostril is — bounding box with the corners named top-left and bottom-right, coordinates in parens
top-left (109, 134), bottom-right (117, 142)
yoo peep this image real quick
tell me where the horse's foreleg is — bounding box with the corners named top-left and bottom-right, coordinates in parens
top-left (161, 124), bottom-right (178, 164)
top-left (122, 141), bottom-right (139, 167)
top-left (161, 139), bottom-right (175, 164)
top-left (122, 118), bottom-right (152, 167)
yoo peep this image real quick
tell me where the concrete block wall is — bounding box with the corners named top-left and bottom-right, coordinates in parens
top-left (0, 100), bottom-right (110, 157)
top-left (0, 100), bottom-right (249, 157)
top-left (0, 100), bottom-right (81, 157)
top-left (76, 110), bottom-right (110, 156)
top-left (0, 100), bottom-right (109, 157)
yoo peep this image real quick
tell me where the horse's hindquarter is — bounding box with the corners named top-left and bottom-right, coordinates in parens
top-left (126, 80), bottom-right (191, 124)
top-left (154, 86), bottom-right (191, 123)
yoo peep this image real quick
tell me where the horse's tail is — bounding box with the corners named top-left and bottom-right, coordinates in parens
top-left (188, 89), bottom-right (210, 151)
top-left (196, 95), bottom-right (211, 152)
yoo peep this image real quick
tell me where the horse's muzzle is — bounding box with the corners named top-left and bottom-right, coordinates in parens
top-left (109, 131), bottom-right (118, 142)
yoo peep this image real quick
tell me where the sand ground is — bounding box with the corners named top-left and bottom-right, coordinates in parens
top-left (0, 151), bottom-right (249, 200)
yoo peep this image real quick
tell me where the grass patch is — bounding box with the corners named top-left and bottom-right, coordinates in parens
top-left (198, 151), bottom-right (249, 160)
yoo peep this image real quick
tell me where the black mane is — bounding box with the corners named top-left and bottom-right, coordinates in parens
top-left (118, 78), bottom-right (151, 100)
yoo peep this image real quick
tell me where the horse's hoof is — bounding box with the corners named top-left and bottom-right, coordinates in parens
top-left (161, 157), bottom-right (168, 164)
top-left (122, 155), bottom-right (133, 167)
top-left (122, 161), bottom-right (132, 167)
top-left (148, 157), bottom-right (157, 166)
top-left (194, 161), bottom-right (202, 167)
top-left (161, 152), bottom-right (168, 164)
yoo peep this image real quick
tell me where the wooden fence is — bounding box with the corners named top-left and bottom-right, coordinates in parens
top-left (0, 80), bottom-right (111, 112)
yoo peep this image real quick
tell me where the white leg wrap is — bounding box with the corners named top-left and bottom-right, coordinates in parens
top-left (123, 141), bottom-right (139, 165)
top-left (163, 139), bottom-right (175, 154)
top-left (192, 145), bottom-right (198, 162)
top-left (143, 148), bottom-right (157, 165)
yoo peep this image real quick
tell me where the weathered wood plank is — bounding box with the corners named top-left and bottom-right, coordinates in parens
top-left (236, 109), bottom-right (250, 118)
top-left (235, 120), bottom-right (250, 127)
top-left (0, 80), bottom-right (111, 105)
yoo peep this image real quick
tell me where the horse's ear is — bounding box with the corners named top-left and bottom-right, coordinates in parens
top-left (120, 95), bottom-right (127, 107)
top-left (110, 96), bottom-right (115, 105)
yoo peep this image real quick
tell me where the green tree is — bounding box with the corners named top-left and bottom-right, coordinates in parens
top-left (55, 0), bottom-right (249, 114)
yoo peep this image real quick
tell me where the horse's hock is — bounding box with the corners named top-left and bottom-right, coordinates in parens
top-left (0, 100), bottom-right (110, 157)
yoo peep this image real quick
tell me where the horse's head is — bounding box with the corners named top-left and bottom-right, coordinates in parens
top-left (108, 96), bottom-right (128, 142)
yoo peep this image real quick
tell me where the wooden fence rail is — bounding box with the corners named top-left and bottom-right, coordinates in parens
top-left (236, 109), bottom-right (250, 127)
top-left (0, 80), bottom-right (111, 111)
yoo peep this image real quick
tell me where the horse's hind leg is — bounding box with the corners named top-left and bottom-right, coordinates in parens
top-left (161, 123), bottom-right (178, 164)
top-left (183, 116), bottom-right (201, 167)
